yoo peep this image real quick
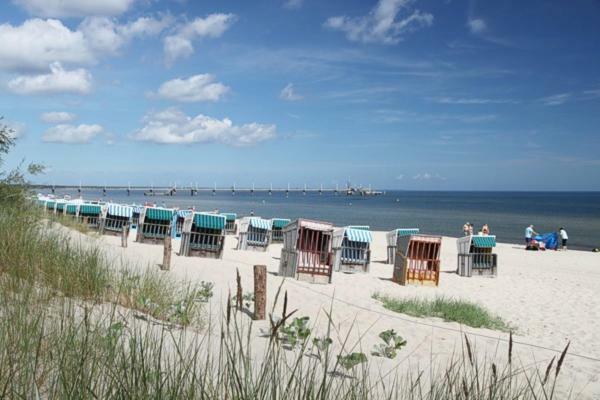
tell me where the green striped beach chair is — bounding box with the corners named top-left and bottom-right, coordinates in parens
top-left (180, 212), bottom-right (226, 259)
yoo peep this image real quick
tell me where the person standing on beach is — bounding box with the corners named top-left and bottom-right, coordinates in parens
top-left (482, 224), bottom-right (490, 235)
top-left (468, 223), bottom-right (474, 236)
top-left (525, 225), bottom-right (537, 247)
top-left (463, 222), bottom-right (471, 236)
top-left (559, 227), bottom-right (568, 251)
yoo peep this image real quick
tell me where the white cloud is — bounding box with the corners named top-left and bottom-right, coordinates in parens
top-left (324, 0), bottom-right (433, 44)
top-left (8, 62), bottom-right (92, 95)
top-left (540, 93), bottom-right (571, 106)
top-left (280, 83), bottom-right (303, 101)
top-left (413, 172), bottom-right (446, 181)
top-left (13, 0), bottom-right (135, 17)
top-left (395, 174), bottom-right (404, 180)
top-left (433, 96), bottom-right (517, 104)
top-left (467, 18), bottom-right (487, 34)
top-left (41, 112), bottom-right (77, 123)
top-left (0, 19), bottom-right (94, 71)
top-left (164, 14), bottom-right (236, 64)
top-left (42, 124), bottom-right (103, 143)
top-left (156, 74), bottom-right (229, 102)
top-left (0, 16), bottom-right (171, 72)
top-left (131, 108), bottom-right (276, 146)
top-left (283, 0), bottom-right (303, 9)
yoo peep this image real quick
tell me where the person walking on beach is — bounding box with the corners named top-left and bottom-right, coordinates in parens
top-left (525, 224), bottom-right (537, 247)
top-left (559, 227), bottom-right (568, 251)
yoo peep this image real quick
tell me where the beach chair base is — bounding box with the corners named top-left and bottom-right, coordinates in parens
top-left (457, 254), bottom-right (497, 277)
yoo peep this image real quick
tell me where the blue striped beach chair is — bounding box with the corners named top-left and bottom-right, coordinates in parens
top-left (270, 218), bottom-right (291, 243)
top-left (100, 203), bottom-right (133, 236)
top-left (78, 204), bottom-right (102, 229)
top-left (136, 206), bottom-right (175, 244)
top-left (456, 235), bottom-right (497, 277)
top-left (221, 213), bottom-right (237, 234)
top-left (180, 212), bottom-right (226, 259)
top-left (332, 226), bottom-right (373, 273)
top-left (237, 216), bottom-right (272, 251)
top-left (175, 209), bottom-right (193, 237)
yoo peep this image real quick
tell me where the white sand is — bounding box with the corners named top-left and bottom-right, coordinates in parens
top-left (84, 229), bottom-right (600, 398)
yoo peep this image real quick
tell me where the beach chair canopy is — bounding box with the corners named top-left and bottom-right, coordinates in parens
top-left (271, 218), bottom-right (291, 229)
top-left (221, 213), bottom-right (237, 222)
top-left (46, 200), bottom-right (56, 209)
top-left (193, 212), bottom-right (226, 230)
top-left (65, 203), bottom-right (78, 214)
top-left (345, 227), bottom-right (373, 243)
top-left (177, 209), bottom-right (193, 218)
top-left (79, 204), bottom-right (102, 215)
top-left (145, 207), bottom-right (175, 221)
top-left (249, 217), bottom-right (272, 230)
top-left (107, 204), bottom-right (133, 218)
top-left (131, 205), bottom-right (143, 214)
top-left (55, 200), bottom-right (66, 211)
top-left (472, 235), bottom-right (496, 248)
top-left (348, 225), bottom-right (370, 231)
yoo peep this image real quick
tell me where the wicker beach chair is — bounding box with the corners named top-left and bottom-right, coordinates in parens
top-left (237, 217), bottom-right (272, 251)
top-left (393, 234), bottom-right (442, 286)
top-left (332, 226), bottom-right (373, 273)
top-left (386, 228), bottom-right (420, 264)
top-left (270, 218), bottom-right (291, 243)
top-left (456, 235), bottom-right (497, 277)
top-left (179, 212), bottom-right (226, 259)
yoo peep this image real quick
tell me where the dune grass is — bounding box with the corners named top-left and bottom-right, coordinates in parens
top-left (373, 293), bottom-right (511, 332)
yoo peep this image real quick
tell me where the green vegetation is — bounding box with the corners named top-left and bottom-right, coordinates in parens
top-left (373, 293), bottom-right (511, 332)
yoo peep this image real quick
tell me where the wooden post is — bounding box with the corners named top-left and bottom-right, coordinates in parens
top-left (121, 225), bottom-right (128, 248)
top-left (83, 216), bottom-right (88, 226)
top-left (253, 265), bottom-right (266, 320)
top-left (236, 269), bottom-right (243, 310)
top-left (162, 234), bottom-right (172, 271)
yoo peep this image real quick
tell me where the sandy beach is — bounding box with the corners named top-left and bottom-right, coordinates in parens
top-left (74, 228), bottom-right (600, 398)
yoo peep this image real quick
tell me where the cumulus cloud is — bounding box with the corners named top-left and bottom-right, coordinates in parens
top-left (0, 16), bottom-right (171, 72)
top-left (413, 172), bottom-right (446, 181)
top-left (164, 14), bottom-right (236, 64)
top-left (8, 62), bottom-right (92, 95)
top-left (131, 108), bottom-right (276, 146)
top-left (41, 111), bottom-right (77, 123)
top-left (280, 83), bottom-right (303, 101)
top-left (12, 0), bottom-right (135, 18)
top-left (155, 74), bottom-right (229, 102)
top-left (42, 124), bottom-right (104, 143)
top-left (0, 19), bottom-right (94, 71)
top-left (324, 0), bottom-right (433, 44)
top-left (467, 17), bottom-right (487, 34)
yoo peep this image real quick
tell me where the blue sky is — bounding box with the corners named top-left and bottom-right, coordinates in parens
top-left (1, 0), bottom-right (599, 190)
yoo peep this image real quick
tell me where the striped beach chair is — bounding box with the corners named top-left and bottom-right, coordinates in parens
top-left (332, 226), bottom-right (373, 273)
top-left (136, 206), bottom-right (175, 244)
top-left (180, 212), bottom-right (226, 259)
top-left (237, 216), bottom-right (272, 251)
top-left (270, 218), bottom-right (291, 243)
top-left (386, 228), bottom-right (420, 264)
top-left (78, 204), bottom-right (102, 229)
top-left (100, 203), bottom-right (133, 236)
top-left (393, 234), bottom-right (442, 286)
top-left (175, 209), bottom-right (194, 237)
top-left (456, 235), bottom-right (497, 277)
top-left (222, 213), bottom-right (237, 234)
top-left (279, 219), bottom-right (334, 284)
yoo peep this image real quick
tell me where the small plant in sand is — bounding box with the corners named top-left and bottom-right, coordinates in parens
top-left (337, 352), bottom-right (367, 371)
top-left (195, 281), bottom-right (214, 303)
top-left (371, 329), bottom-right (407, 359)
top-left (233, 292), bottom-right (254, 309)
top-left (312, 336), bottom-right (333, 361)
top-left (280, 316), bottom-right (311, 348)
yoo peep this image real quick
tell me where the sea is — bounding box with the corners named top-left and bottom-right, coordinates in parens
top-left (48, 189), bottom-right (600, 251)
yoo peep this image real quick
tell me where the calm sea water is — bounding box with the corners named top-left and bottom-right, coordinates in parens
top-left (49, 189), bottom-right (600, 250)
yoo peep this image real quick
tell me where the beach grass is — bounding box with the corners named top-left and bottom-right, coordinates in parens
top-left (373, 293), bottom-right (511, 332)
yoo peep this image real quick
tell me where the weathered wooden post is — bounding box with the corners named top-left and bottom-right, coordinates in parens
top-left (121, 224), bottom-right (128, 248)
top-left (162, 234), bottom-right (172, 270)
top-left (253, 265), bottom-right (266, 320)
top-left (236, 269), bottom-right (243, 310)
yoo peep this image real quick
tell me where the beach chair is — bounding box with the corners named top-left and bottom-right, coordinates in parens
top-left (175, 209), bottom-right (193, 238)
top-left (386, 228), bottom-right (420, 264)
top-left (54, 200), bottom-right (67, 215)
top-left (456, 235), bottom-right (497, 277)
top-left (77, 204), bottom-right (102, 229)
top-left (393, 234), bottom-right (442, 286)
top-left (64, 202), bottom-right (80, 219)
top-left (279, 219), bottom-right (334, 284)
top-left (332, 226), bottom-right (373, 273)
top-left (222, 213), bottom-right (237, 234)
top-left (237, 217), bottom-right (272, 251)
top-left (131, 205), bottom-right (142, 228)
top-left (136, 206), bottom-right (175, 244)
top-left (45, 199), bottom-right (56, 214)
top-left (100, 204), bottom-right (132, 236)
top-left (179, 212), bottom-right (226, 259)
top-left (270, 218), bottom-right (291, 243)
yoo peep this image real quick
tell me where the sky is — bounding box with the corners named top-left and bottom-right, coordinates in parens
top-left (1, 0), bottom-right (599, 191)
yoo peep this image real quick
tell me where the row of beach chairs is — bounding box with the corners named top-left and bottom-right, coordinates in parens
top-left (36, 196), bottom-right (498, 285)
